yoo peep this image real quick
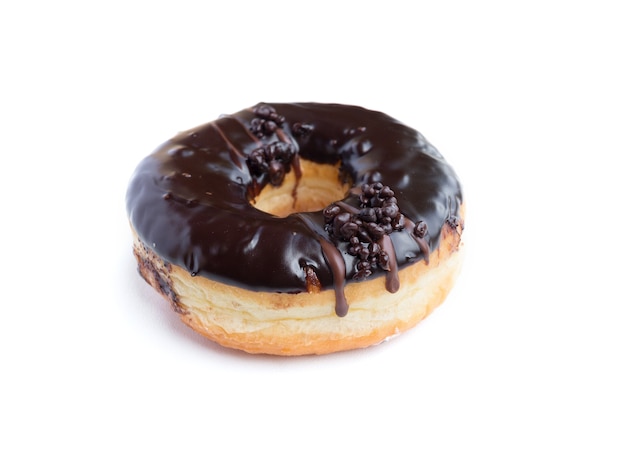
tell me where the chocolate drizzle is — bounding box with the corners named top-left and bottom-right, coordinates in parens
top-left (126, 103), bottom-right (463, 316)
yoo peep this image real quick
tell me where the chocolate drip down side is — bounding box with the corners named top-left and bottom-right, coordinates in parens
top-left (126, 103), bottom-right (463, 315)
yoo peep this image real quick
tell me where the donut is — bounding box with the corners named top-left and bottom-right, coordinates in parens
top-left (126, 103), bottom-right (464, 355)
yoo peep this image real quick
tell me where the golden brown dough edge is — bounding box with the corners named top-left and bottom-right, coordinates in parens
top-left (130, 207), bottom-right (464, 356)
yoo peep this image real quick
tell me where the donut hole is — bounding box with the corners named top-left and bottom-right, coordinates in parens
top-left (252, 159), bottom-right (352, 217)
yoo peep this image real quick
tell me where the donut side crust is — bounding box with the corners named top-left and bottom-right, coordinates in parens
top-left (130, 207), bottom-right (464, 356)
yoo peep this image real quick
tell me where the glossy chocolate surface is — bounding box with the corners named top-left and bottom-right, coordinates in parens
top-left (126, 103), bottom-right (463, 313)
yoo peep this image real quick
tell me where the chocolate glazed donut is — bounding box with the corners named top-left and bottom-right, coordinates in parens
top-left (126, 103), bottom-right (465, 355)
top-left (127, 103), bottom-right (464, 354)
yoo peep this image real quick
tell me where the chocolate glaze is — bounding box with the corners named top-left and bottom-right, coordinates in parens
top-left (126, 103), bottom-right (463, 315)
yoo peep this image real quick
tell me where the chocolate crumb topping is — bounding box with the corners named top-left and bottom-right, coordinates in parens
top-left (250, 104), bottom-right (286, 138)
top-left (324, 183), bottom-right (409, 281)
top-left (246, 141), bottom-right (296, 186)
top-left (414, 220), bottom-right (428, 238)
top-left (446, 215), bottom-right (461, 230)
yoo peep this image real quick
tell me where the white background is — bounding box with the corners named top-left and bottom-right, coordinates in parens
top-left (1, 1), bottom-right (625, 450)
